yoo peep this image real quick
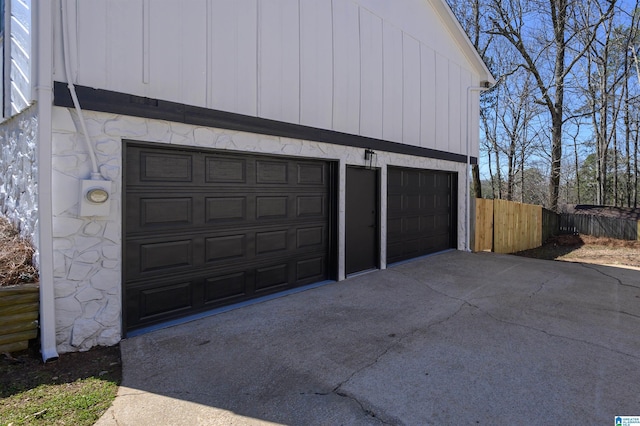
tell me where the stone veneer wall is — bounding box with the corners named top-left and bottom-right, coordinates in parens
top-left (0, 105), bottom-right (39, 250)
top-left (51, 106), bottom-right (467, 353)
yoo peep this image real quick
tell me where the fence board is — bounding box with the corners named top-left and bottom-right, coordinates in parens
top-left (560, 214), bottom-right (638, 240)
top-left (486, 199), bottom-right (542, 254)
top-left (542, 209), bottom-right (559, 243)
top-left (0, 285), bottom-right (39, 353)
top-left (474, 198), bottom-right (493, 251)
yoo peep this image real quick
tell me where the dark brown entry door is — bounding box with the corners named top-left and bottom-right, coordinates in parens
top-left (124, 143), bottom-right (335, 333)
top-left (387, 167), bottom-right (456, 264)
top-left (346, 167), bottom-right (378, 274)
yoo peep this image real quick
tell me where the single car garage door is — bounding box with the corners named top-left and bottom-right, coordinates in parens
top-left (387, 167), bottom-right (456, 264)
top-left (124, 143), bottom-right (336, 333)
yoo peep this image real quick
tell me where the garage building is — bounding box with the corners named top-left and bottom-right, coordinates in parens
top-left (0, 0), bottom-right (493, 358)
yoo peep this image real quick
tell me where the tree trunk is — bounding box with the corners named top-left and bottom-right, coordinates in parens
top-left (574, 136), bottom-right (580, 204)
top-left (472, 164), bottom-right (482, 198)
top-left (614, 127), bottom-right (618, 206)
top-left (548, 0), bottom-right (567, 212)
top-left (549, 112), bottom-right (562, 211)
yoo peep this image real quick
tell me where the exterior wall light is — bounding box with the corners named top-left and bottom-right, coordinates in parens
top-left (86, 187), bottom-right (109, 204)
top-left (364, 148), bottom-right (377, 169)
top-left (79, 179), bottom-right (112, 216)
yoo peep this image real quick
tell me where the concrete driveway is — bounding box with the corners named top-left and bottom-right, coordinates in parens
top-left (96, 251), bottom-right (640, 425)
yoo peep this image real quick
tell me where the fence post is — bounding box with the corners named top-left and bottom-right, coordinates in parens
top-left (474, 198), bottom-right (494, 252)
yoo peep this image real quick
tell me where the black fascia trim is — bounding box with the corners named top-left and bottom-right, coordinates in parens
top-left (53, 81), bottom-right (478, 165)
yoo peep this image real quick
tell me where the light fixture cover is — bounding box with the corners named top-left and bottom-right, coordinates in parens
top-left (79, 179), bottom-right (112, 216)
top-left (86, 187), bottom-right (109, 204)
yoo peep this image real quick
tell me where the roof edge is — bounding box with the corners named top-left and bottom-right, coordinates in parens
top-left (429, 0), bottom-right (495, 85)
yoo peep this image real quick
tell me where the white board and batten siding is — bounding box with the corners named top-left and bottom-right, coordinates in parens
top-left (54, 0), bottom-right (489, 157)
top-left (1, 0), bottom-right (32, 118)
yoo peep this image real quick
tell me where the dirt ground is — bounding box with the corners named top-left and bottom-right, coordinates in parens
top-left (0, 343), bottom-right (121, 397)
top-left (515, 234), bottom-right (640, 269)
top-left (0, 216), bottom-right (121, 408)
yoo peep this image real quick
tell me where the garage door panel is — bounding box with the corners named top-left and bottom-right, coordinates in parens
top-left (434, 214), bottom-right (450, 228)
top-left (140, 197), bottom-right (193, 226)
top-left (387, 194), bottom-right (403, 213)
top-left (434, 193), bottom-right (449, 209)
top-left (420, 215), bottom-right (435, 233)
top-left (204, 272), bottom-right (248, 304)
top-left (125, 143), bottom-right (333, 332)
top-left (256, 196), bottom-right (289, 219)
top-left (296, 226), bottom-right (324, 248)
top-left (205, 157), bottom-right (247, 183)
top-left (127, 236), bottom-right (203, 278)
top-left (296, 256), bottom-right (325, 280)
top-left (205, 197), bottom-right (247, 222)
top-left (403, 216), bottom-right (420, 233)
top-left (255, 264), bottom-right (289, 291)
top-left (296, 195), bottom-right (325, 217)
top-left (387, 218), bottom-right (402, 242)
top-left (126, 194), bottom-right (197, 233)
top-left (140, 151), bottom-right (194, 182)
top-left (140, 239), bottom-right (194, 272)
top-left (387, 242), bottom-right (403, 260)
top-left (387, 167), bottom-right (455, 264)
top-left (256, 160), bottom-right (289, 184)
top-left (405, 171), bottom-right (420, 189)
top-left (421, 194), bottom-right (435, 210)
top-left (255, 230), bottom-right (289, 254)
top-left (297, 163), bottom-right (325, 184)
top-left (387, 168), bottom-right (403, 189)
top-left (205, 234), bottom-right (247, 262)
top-left (401, 238), bottom-right (421, 258)
top-left (136, 281), bottom-right (193, 321)
top-left (406, 194), bottom-right (420, 210)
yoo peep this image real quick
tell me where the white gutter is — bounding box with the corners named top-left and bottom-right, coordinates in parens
top-left (465, 83), bottom-right (490, 252)
top-left (35, 0), bottom-right (59, 362)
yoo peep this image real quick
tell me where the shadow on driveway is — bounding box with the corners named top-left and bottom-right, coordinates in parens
top-left (97, 251), bottom-right (640, 425)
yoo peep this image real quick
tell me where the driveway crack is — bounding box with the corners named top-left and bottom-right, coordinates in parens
top-left (390, 268), bottom-right (640, 361)
top-left (578, 263), bottom-right (640, 289)
top-left (464, 300), bottom-right (640, 360)
top-left (529, 274), bottom-right (560, 297)
top-left (323, 302), bottom-right (467, 425)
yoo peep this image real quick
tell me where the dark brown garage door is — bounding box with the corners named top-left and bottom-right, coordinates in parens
top-left (387, 167), bottom-right (456, 264)
top-left (124, 143), bottom-right (336, 333)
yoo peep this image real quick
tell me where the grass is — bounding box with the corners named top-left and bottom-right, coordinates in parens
top-left (0, 216), bottom-right (121, 426)
top-left (514, 234), bottom-right (640, 268)
top-left (0, 344), bottom-right (122, 426)
top-left (1, 377), bottom-right (118, 426)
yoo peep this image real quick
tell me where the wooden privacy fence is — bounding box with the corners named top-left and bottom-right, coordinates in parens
top-left (475, 199), bottom-right (545, 254)
top-left (559, 214), bottom-right (639, 240)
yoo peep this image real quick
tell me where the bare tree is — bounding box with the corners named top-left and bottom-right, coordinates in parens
top-left (447, 0), bottom-right (495, 198)
top-left (487, 0), bottom-right (616, 211)
top-left (582, 1), bottom-right (634, 206)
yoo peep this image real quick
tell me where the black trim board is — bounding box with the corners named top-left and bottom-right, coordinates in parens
top-left (53, 81), bottom-right (478, 165)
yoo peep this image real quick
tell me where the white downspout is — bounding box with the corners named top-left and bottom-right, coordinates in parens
top-left (35, 0), bottom-right (59, 362)
top-left (465, 83), bottom-right (490, 252)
